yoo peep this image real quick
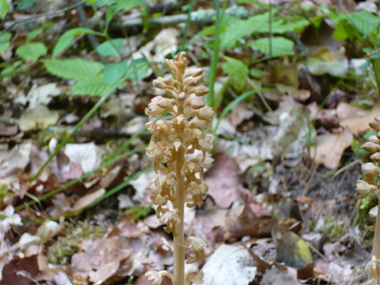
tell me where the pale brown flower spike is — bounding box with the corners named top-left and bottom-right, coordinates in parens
top-left (145, 52), bottom-right (213, 285)
top-left (357, 116), bottom-right (380, 285)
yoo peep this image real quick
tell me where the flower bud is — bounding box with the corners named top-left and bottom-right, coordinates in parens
top-left (356, 180), bottom-right (377, 195)
top-left (368, 135), bottom-right (380, 144)
top-left (370, 120), bottom-right (380, 131)
top-left (362, 162), bottom-right (380, 176)
top-left (362, 142), bottom-right (380, 153)
top-left (371, 152), bottom-right (380, 163)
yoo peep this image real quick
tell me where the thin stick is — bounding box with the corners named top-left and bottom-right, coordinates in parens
top-left (301, 163), bottom-right (318, 198)
top-left (1, 1), bottom-right (85, 37)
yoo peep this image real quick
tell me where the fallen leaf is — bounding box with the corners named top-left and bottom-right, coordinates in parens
top-left (36, 220), bottom-right (62, 243)
top-left (132, 28), bottom-right (179, 63)
top-left (64, 142), bottom-right (100, 173)
top-left (19, 105), bottom-right (59, 132)
top-left (26, 83), bottom-right (62, 109)
top-left (225, 197), bottom-right (274, 239)
top-left (72, 188), bottom-right (106, 211)
top-left (0, 255), bottom-right (39, 285)
top-left (226, 102), bottom-right (254, 128)
top-left (339, 101), bottom-right (380, 135)
top-left (71, 236), bottom-right (131, 284)
top-left (260, 266), bottom-right (299, 285)
top-left (307, 46), bottom-right (348, 77)
top-left (309, 128), bottom-right (353, 169)
top-left (272, 224), bottom-right (313, 268)
top-left (205, 153), bottom-right (245, 208)
top-left (0, 142), bottom-right (32, 177)
top-left (202, 244), bottom-right (256, 285)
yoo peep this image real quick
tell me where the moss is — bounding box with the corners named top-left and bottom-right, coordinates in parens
top-left (316, 218), bottom-right (347, 243)
top-left (47, 220), bottom-right (106, 265)
top-left (125, 205), bottom-right (153, 222)
top-left (0, 183), bottom-right (12, 206)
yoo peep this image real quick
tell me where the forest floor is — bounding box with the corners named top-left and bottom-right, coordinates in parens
top-left (1, 0), bottom-right (380, 284)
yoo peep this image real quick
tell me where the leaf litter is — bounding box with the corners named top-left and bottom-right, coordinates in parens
top-left (0, 0), bottom-right (379, 284)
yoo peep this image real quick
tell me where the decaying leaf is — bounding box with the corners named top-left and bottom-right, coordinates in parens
top-left (70, 236), bottom-right (131, 284)
top-left (0, 142), bottom-right (32, 177)
top-left (72, 188), bottom-right (105, 211)
top-left (225, 196), bottom-right (274, 239)
top-left (64, 142), bottom-right (100, 173)
top-left (205, 153), bottom-right (245, 208)
top-left (309, 127), bottom-right (352, 169)
top-left (339, 101), bottom-right (380, 135)
top-left (272, 224), bottom-right (313, 269)
top-left (1, 255), bottom-right (40, 285)
top-left (202, 244), bottom-right (256, 285)
top-left (260, 266), bottom-right (299, 285)
top-left (19, 105), bottom-right (59, 132)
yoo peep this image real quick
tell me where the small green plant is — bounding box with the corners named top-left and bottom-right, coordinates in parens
top-left (0, 183), bottom-right (12, 206)
top-left (330, 10), bottom-right (380, 98)
top-left (125, 205), bottom-right (153, 222)
top-left (48, 221), bottom-right (106, 265)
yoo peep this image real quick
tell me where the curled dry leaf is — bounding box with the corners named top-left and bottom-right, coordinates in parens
top-left (205, 153), bottom-right (245, 208)
top-left (309, 128), bottom-right (353, 169)
top-left (64, 142), bottom-right (100, 173)
top-left (19, 105), bottom-right (59, 132)
top-left (202, 244), bottom-right (256, 285)
top-left (70, 236), bottom-right (131, 284)
top-left (339, 102), bottom-right (380, 135)
top-left (225, 197), bottom-right (275, 239)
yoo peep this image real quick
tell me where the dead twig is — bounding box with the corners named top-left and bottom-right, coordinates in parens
top-left (1, 1), bottom-right (86, 37)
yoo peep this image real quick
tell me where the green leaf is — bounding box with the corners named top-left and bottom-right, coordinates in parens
top-left (0, 32), bottom-right (11, 52)
top-left (249, 68), bottom-right (263, 79)
top-left (361, 60), bottom-right (371, 69)
top-left (222, 56), bottom-right (248, 90)
top-left (72, 76), bottom-right (120, 97)
top-left (369, 52), bottom-right (380, 59)
top-left (347, 11), bottom-right (380, 38)
top-left (369, 32), bottom-right (380, 48)
top-left (272, 19), bottom-right (309, 34)
top-left (221, 13), bottom-right (269, 49)
top-left (0, 0), bottom-right (9, 19)
top-left (16, 42), bottom-right (47, 62)
top-left (249, 37), bottom-right (294, 57)
top-left (43, 58), bottom-right (104, 80)
top-left (53, 28), bottom-right (103, 58)
top-left (85, 0), bottom-right (96, 4)
top-left (16, 0), bottom-right (35, 10)
top-left (27, 22), bottom-right (53, 41)
top-left (220, 13), bottom-right (309, 49)
top-left (103, 61), bottom-right (127, 84)
top-left (126, 58), bottom-right (149, 81)
top-left (96, 38), bottom-right (123, 57)
top-left (105, 0), bottom-right (145, 31)
top-left (0, 60), bottom-right (24, 79)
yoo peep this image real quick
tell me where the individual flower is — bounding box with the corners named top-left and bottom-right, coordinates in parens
top-left (185, 236), bottom-right (212, 264)
top-left (146, 270), bottom-right (174, 285)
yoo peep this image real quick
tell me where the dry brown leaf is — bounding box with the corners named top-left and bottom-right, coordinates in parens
top-left (225, 196), bottom-right (274, 239)
top-left (226, 102), bottom-right (254, 128)
top-left (205, 153), bottom-right (245, 208)
top-left (72, 188), bottom-right (105, 211)
top-left (309, 128), bottom-right (353, 169)
top-left (339, 101), bottom-right (380, 135)
top-left (71, 236), bottom-right (131, 284)
top-left (1, 255), bottom-right (39, 285)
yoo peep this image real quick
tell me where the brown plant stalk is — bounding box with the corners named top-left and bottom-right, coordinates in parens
top-left (357, 117), bottom-right (380, 284)
top-left (145, 52), bottom-right (213, 285)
